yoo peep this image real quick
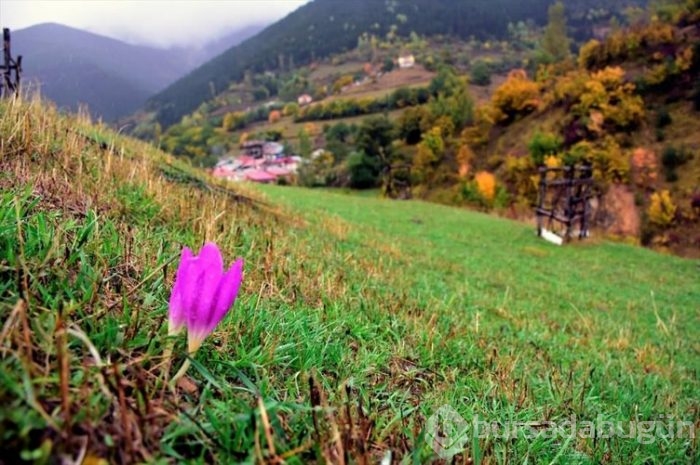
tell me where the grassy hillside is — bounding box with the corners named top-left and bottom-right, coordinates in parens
top-left (1, 96), bottom-right (698, 463)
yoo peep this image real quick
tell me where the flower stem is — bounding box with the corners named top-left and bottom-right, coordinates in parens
top-left (170, 358), bottom-right (191, 387)
top-left (160, 337), bottom-right (176, 390)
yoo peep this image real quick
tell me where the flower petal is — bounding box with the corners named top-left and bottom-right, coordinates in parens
top-left (197, 243), bottom-right (225, 272)
top-left (187, 243), bottom-right (225, 336)
top-left (168, 247), bottom-right (193, 335)
top-left (206, 258), bottom-right (244, 333)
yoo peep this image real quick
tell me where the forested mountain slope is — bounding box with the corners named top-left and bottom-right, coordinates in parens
top-left (147, 0), bottom-right (646, 128)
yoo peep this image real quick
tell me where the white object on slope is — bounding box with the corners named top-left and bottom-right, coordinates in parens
top-left (541, 228), bottom-right (563, 246)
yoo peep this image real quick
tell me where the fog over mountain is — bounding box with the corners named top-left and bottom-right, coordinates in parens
top-left (0, 0), bottom-right (311, 48)
top-left (10, 22), bottom-right (264, 121)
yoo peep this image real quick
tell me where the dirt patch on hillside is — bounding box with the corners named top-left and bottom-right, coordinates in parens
top-left (594, 184), bottom-right (641, 237)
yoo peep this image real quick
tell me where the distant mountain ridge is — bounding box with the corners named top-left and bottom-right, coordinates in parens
top-left (146, 0), bottom-right (647, 129)
top-left (11, 22), bottom-right (263, 121)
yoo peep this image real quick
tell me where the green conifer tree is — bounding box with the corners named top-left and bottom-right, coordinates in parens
top-left (541, 2), bottom-right (571, 62)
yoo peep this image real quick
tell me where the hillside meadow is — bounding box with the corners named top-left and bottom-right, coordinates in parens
top-left (0, 96), bottom-right (698, 463)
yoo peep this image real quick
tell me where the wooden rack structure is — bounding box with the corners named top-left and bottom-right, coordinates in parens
top-left (535, 164), bottom-right (595, 243)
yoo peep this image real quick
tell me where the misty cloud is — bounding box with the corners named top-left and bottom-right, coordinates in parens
top-left (0, 0), bottom-right (311, 48)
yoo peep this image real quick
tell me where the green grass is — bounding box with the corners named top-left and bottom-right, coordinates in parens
top-left (308, 61), bottom-right (365, 81)
top-left (324, 80), bottom-right (432, 103)
top-left (1, 96), bottom-right (699, 464)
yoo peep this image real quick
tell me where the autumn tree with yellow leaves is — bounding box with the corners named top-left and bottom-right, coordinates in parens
top-left (574, 67), bottom-right (645, 131)
top-left (491, 69), bottom-right (541, 123)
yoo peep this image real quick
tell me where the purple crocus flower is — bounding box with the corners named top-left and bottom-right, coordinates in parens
top-left (168, 242), bottom-right (244, 353)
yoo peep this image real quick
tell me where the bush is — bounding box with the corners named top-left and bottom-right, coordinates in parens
top-left (647, 190), bottom-right (677, 227)
top-left (656, 108), bottom-right (672, 128)
top-left (462, 172), bottom-right (505, 210)
top-left (574, 66), bottom-right (645, 131)
top-left (568, 138), bottom-right (629, 184)
top-left (665, 170), bottom-right (679, 183)
top-left (332, 75), bottom-right (354, 94)
top-left (260, 130), bottom-right (283, 142)
top-left (428, 66), bottom-right (463, 98)
top-left (491, 69), bottom-right (540, 123)
top-left (661, 145), bottom-right (692, 181)
top-left (475, 171), bottom-right (497, 202)
top-left (470, 60), bottom-right (492, 86)
top-left (283, 102), bottom-right (300, 117)
top-left (252, 86), bottom-right (270, 101)
top-left (348, 151), bottom-right (380, 189)
top-left (390, 87), bottom-right (415, 108)
top-left (656, 128), bottom-right (666, 142)
top-left (461, 181), bottom-right (483, 206)
top-left (297, 150), bottom-right (336, 187)
top-left (398, 107), bottom-right (430, 145)
top-left (578, 39), bottom-right (603, 69)
top-left (528, 131), bottom-right (563, 166)
top-left (268, 110), bottom-right (282, 124)
top-left (493, 185), bottom-right (511, 210)
top-left (383, 57), bottom-right (395, 72)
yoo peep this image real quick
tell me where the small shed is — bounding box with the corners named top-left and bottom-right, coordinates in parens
top-left (397, 54), bottom-right (415, 69)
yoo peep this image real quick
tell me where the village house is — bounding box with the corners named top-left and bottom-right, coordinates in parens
top-left (297, 94), bottom-right (313, 106)
top-left (397, 54), bottom-right (415, 69)
top-left (211, 141), bottom-right (301, 184)
top-left (240, 140), bottom-right (266, 158)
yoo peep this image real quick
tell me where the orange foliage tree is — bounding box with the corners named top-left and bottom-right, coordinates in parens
top-left (268, 110), bottom-right (282, 124)
top-left (475, 171), bottom-right (497, 202)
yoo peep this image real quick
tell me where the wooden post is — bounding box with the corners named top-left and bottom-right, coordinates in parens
top-left (536, 165), bottom-right (546, 237)
top-left (1, 28), bottom-right (22, 97)
top-left (579, 163), bottom-right (592, 238)
top-left (564, 165), bottom-right (573, 241)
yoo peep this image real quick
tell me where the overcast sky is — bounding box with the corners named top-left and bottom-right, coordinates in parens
top-left (0, 0), bottom-right (312, 48)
